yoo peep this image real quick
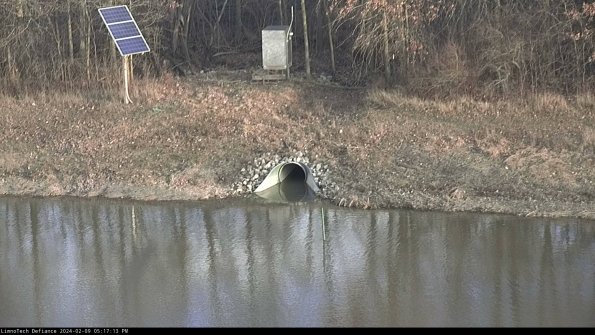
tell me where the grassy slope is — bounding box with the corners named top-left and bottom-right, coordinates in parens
top-left (1, 75), bottom-right (594, 219)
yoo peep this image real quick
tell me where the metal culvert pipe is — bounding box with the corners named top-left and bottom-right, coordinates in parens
top-left (254, 162), bottom-right (319, 201)
top-left (279, 162), bottom-right (306, 183)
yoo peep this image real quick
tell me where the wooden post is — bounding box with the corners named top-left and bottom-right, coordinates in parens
top-left (123, 56), bottom-right (128, 104)
top-left (123, 56), bottom-right (131, 104)
top-left (129, 55), bottom-right (133, 83)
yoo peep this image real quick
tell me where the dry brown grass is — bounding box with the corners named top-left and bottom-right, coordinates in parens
top-left (0, 152), bottom-right (27, 174)
top-left (366, 89), bottom-right (417, 109)
top-left (0, 78), bottom-right (593, 219)
top-left (575, 93), bottom-right (595, 110)
top-left (504, 147), bottom-right (578, 188)
top-left (525, 92), bottom-right (572, 118)
top-left (581, 127), bottom-right (595, 152)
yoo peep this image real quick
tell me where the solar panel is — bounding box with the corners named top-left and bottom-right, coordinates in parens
top-left (99, 6), bottom-right (132, 24)
top-left (109, 21), bottom-right (141, 40)
top-left (117, 37), bottom-right (150, 55)
top-left (98, 5), bottom-right (150, 56)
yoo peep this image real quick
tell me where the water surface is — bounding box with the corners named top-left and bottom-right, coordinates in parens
top-left (1, 197), bottom-right (594, 327)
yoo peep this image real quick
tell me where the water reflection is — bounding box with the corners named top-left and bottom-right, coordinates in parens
top-left (255, 181), bottom-right (316, 202)
top-left (0, 198), bottom-right (594, 327)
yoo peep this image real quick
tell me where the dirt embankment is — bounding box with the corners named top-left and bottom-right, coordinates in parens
top-left (1, 74), bottom-right (594, 219)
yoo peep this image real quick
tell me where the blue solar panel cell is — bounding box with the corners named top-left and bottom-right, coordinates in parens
top-left (116, 37), bottom-right (150, 56)
top-left (99, 6), bottom-right (132, 24)
top-left (99, 5), bottom-right (150, 56)
top-left (109, 21), bottom-right (141, 40)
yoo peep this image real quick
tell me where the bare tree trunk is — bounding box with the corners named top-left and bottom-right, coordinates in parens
top-left (213, 0), bottom-right (230, 48)
top-left (7, 46), bottom-right (17, 82)
top-left (301, 0), bottom-right (311, 78)
top-left (181, 0), bottom-right (193, 64)
top-left (315, 0), bottom-right (324, 54)
top-left (234, 0), bottom-right (242, 42)
top-left (85, 8), bottom-right (91, 81)
top-left (403, 3), bottom-right (409, 70)
top-left (172, 2), bottom-right (182, 53)
top-left (79, 0), bottom-right (88, 68)
top-left (47, 16), bottom-right (64, 82)
top-left (92, 23), bottom-right (100, 81)
top-left (322, 0), bottom-right (335, 74)
top-left (279, 0), bottom-right (285, 24)
top-left (67, 1), bottom-right (74, 62)
top-left (382, 11), bottom-right (390, 83)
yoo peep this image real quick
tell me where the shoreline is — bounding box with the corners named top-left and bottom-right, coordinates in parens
top-left (1, 177), bottom-right (593, 220)
top-left (1, 78), bottom-right (593, 220)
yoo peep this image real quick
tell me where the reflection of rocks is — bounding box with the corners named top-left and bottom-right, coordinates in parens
top-left (232, 151), bottom-right (338, 199)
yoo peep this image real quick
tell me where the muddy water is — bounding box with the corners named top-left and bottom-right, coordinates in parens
top-left (0, 197), bottom-right (594, 327)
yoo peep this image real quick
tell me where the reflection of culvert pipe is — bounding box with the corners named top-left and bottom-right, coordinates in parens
top-left (254, 162), bottom-right (319, 202)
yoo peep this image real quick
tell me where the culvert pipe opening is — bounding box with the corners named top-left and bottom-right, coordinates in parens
top-left (279, 163), bottom-right (306, 183)
top-left (254, 162), bottom-right (320, 202)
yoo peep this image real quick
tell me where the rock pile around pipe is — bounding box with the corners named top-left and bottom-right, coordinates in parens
top-left (232, 151), bottom-right (338, 199)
